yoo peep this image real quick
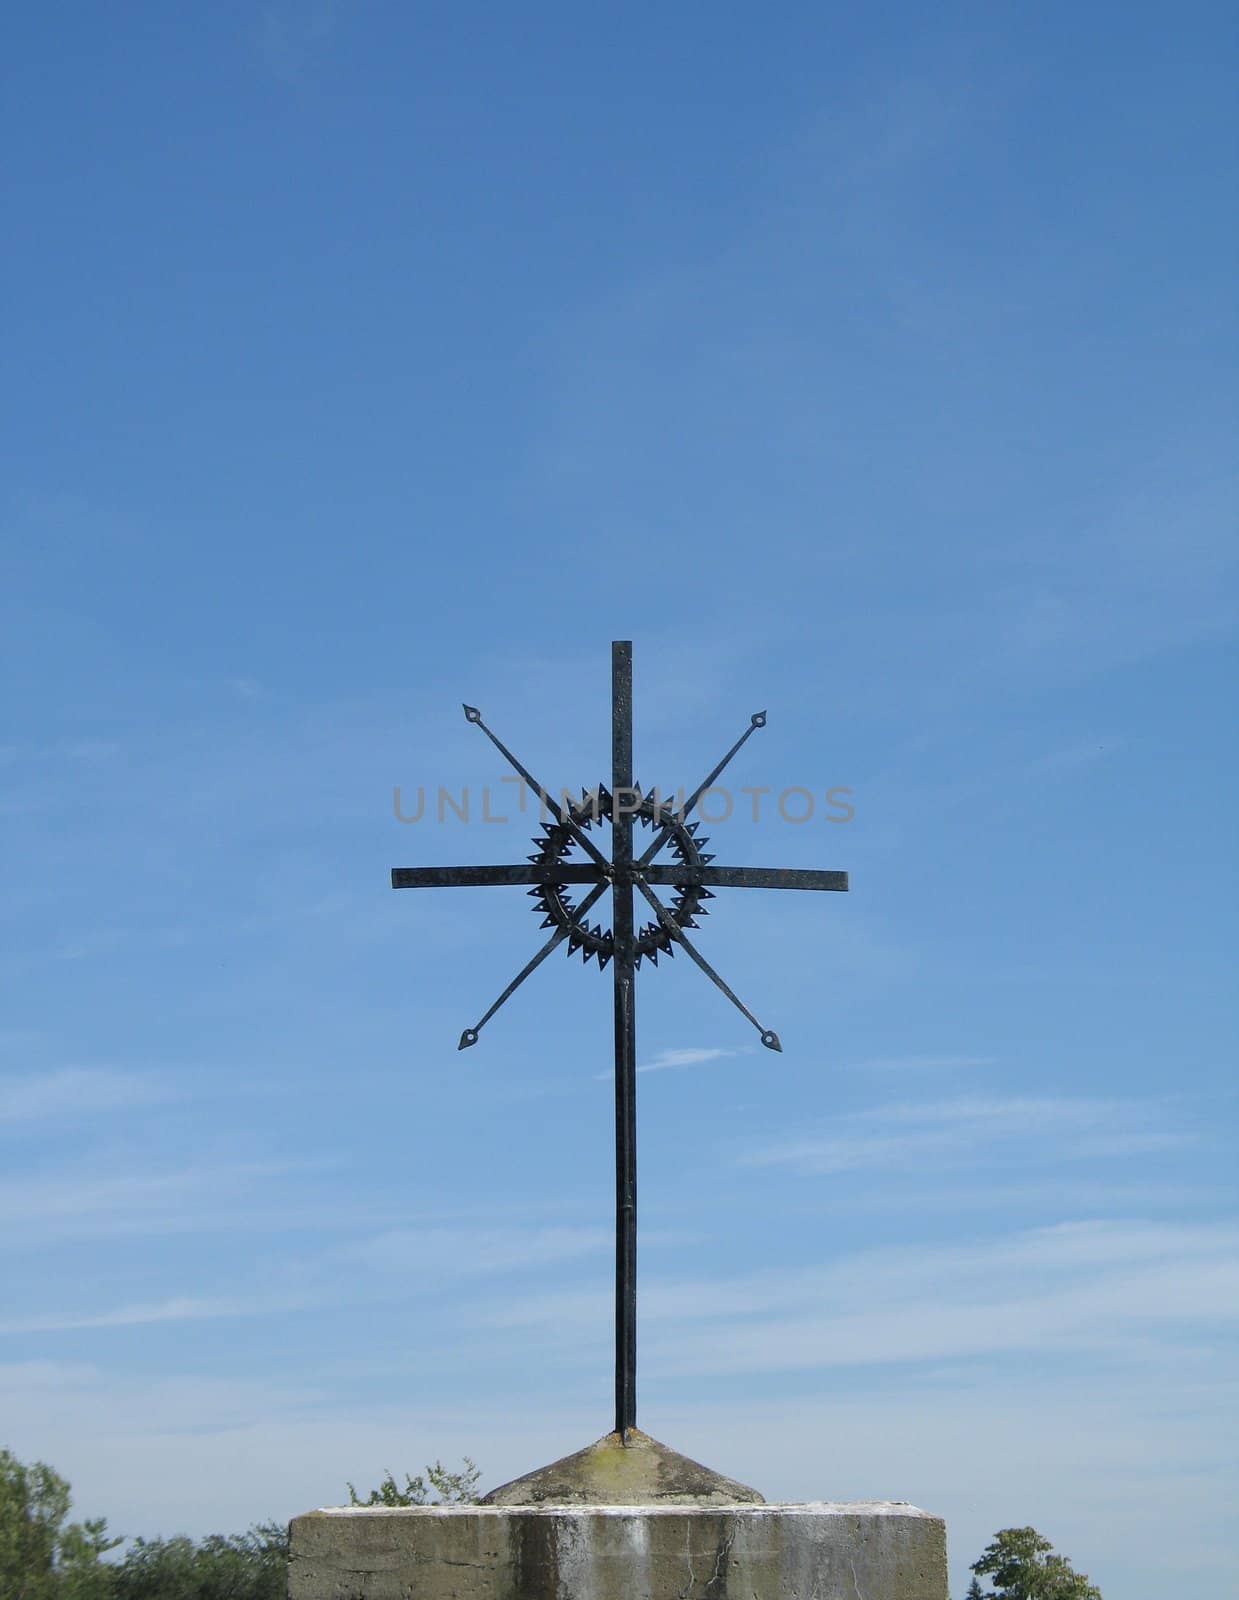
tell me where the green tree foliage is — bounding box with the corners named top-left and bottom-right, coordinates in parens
top-left (966, 1578), bottom-right (986, 1600)
top-left (1, 1447), bottom-right (483, 1600)
top-left (346, 1458), bottom-right (481, 1507)
top-left (0, 1447), bottom-right (118, 1599)
top-left (971, 1527), bottom-right (1102, 1600)
top-left (107, 1524), bottom-right (288, 1600)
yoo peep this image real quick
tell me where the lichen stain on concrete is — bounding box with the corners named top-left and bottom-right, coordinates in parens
top-left (550, 1515), bottom-right (592, 1600)
top-left (481, 1429), bottom-right (764, 1508)
top-left (618, 1513), bottom-right (651, 1599)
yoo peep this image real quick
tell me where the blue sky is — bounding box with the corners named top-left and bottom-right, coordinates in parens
top-left (2, 4), bottom-right (1236, 1595)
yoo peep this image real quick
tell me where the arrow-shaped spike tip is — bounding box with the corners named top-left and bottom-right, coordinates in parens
top-left (462, 704), bottom-right (482, 723)
top-left (458, 1027), bottom-right (480, 1051)
top-left (760, 1028), bottom-right (782, 1052)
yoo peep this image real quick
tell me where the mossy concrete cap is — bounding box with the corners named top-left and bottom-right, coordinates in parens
top-left (480, 1428), bottom-right (764, 1507)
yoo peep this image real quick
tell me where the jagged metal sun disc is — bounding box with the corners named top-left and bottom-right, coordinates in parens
top-left (528, 788), bottom-right (711, 969)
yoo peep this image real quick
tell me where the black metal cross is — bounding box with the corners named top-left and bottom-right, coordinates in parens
top-left (392, 641), bottom-right (847, 1437)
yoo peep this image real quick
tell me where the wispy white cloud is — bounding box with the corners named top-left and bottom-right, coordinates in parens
top-left (0, 1292), bottom-right (320, 1337)
top-left (0, 1359), bottom-right (100, 1389)
top-left (0, 1159), bottom-right (337, 1232)
top-left (355, 1226), bottom-right (610, 1277)
top-left (59, 738), bottom-right (121, 762)
top-left (641, 1047), bottom-right (737, 1074)
top-left (741, 1094), bottom-right (1190, 1175)
top-left (1025, 738), bottom-right (1121, 776)
top-left (53, 926), bottom-right (190, 963)
top-left (489, 1219), bottom-right (1239, 1379)
top-left (819, 1175), bottom-right (1229, 1217)
top-left (643, 1258), bottom-right (1239, 1379)
top-left (845, 1054), bottom-right (994, 1071)
top-left (595, 1046), bottom-right (738, 1081)
top-left (0, 1068), bottom-right (177, 1125)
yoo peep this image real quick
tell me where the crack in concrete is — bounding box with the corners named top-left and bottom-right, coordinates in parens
top-left (706, 1525), bottom-right (737, 1595)
top-left (677, 1528), bottom-right (697, 1600)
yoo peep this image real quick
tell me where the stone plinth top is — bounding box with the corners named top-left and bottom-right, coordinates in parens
top-left (305, 1501), bottom-right (936, 1517)
top-left (290, 1499), bottom-right (948, 1599)
top-left (479, 1428), bottom-right (763, 1506)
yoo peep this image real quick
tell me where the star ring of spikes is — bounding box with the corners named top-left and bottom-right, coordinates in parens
top-left (392, 642), bottom-right (848, 1437)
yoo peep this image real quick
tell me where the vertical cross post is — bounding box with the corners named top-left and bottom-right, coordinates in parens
top-left (611, 640), bottom-right (637, 1438)
top-left (391, 640), bottom-right (848, 1436)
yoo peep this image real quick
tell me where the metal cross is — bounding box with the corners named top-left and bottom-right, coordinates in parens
top-left (392, 641), bottom-right (847, 1437)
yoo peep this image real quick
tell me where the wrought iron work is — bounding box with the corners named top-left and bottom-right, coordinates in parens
top-left (392, 641), bottom-right (848, 1437)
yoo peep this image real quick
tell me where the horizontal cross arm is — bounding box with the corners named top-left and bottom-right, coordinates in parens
top-left (392, 864), bottom-right (604, 889)
top-left (641, 865), bottom-right (848, 892)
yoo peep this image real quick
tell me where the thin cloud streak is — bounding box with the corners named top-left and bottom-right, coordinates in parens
top-left (356, 1225), bottom-right (611, 1277)
top-left (487, 1219), bottom-right (1239, 1378)
top-left (845, 1055), bottom-right (995, 1071)
top-left (644, 1257), bottom-right (1239, 1378)
top-left (0, 1159), bottom-right (342, 1228)
top-left (595, 1046), bottom-right (738, 1081)
top-left (741, 1094), bottom-right (1191, 1174)
top-left (0, 1292), bottom-right (322, 1337)
top-left (0, 1068), bottom-right (178, 1124)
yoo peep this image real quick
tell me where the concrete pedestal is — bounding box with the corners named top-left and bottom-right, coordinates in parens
top-left (288, 1501), bottom-right (948, 1600)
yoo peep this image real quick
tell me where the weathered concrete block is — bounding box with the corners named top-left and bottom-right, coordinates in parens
top-left (288, 1502), bottom-right (948, 1600)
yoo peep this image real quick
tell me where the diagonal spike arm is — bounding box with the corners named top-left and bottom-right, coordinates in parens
top-left (633, 877), bottom-right (782, 1052)
top-left (463, 704), bottom-right (610, 871)
top-left (636, 711), bottom-right (766, 869)
top-left (458, 880), bottom-right (610, 1050)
